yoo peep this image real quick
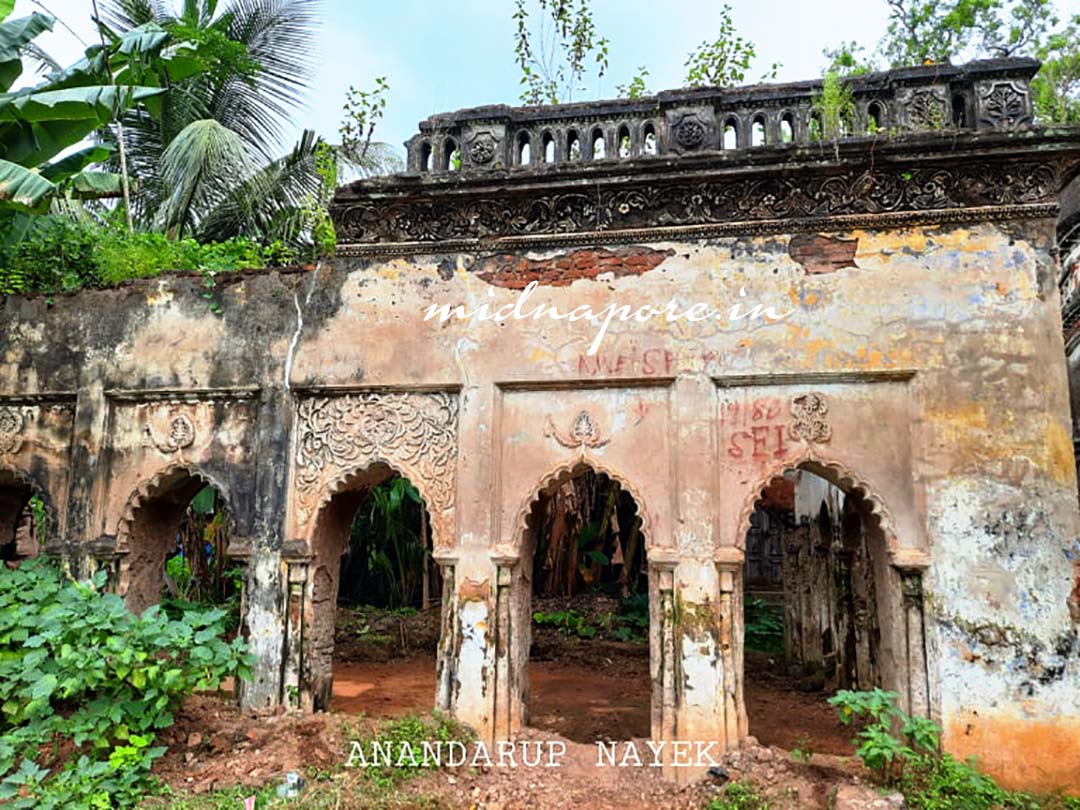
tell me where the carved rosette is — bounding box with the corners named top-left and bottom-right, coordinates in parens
top-left (788, 392), bottom-right (831, 444)
top-left (976, 81), bottom-right (1031, 128)
top-left (897, 86), bottom-right (948, 130)
top-left (294, 392), bottom-right (459, 526)
top-left (544, 410), bottom-right (609, 449)
top-left (0, 406), bottom-right (24, 455)
top-left (144, 413), bottom-right (196, 454)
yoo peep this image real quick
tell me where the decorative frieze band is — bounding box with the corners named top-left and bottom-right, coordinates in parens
top-left (294, 392), bottom-right (459, 526)
top-left (333, 160), bottom-right (1057, 248)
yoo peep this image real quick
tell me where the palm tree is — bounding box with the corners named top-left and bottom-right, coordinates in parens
top-left (97, 0), bottom-right (328, 241)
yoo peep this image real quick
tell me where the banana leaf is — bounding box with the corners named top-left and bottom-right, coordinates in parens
top-left (0, 13), bottom-right (53, 92)
top-left (0, 158), bottom-right (53, 210)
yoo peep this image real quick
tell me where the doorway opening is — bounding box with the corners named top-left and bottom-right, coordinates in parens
top-left (742, 464), bottom-right (893, 755)
top-left (520, 465), bottom-right (650, 743)
top-left (121, 468), bottom-right (237, 622)
top-left (307, 464), bottom-right (440, 717)
top-left (0, 470), bottom-right (47, 564)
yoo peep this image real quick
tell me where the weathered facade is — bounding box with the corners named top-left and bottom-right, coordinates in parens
top-left (3, 59), bottom-right (1080, 793)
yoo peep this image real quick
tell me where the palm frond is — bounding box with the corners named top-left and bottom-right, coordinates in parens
top-left (198, 127), bottom-right (321, 243)
top-left (157, 117), bottom-right (251, 236)
top-left (336, 140), bottom-right (404, 183)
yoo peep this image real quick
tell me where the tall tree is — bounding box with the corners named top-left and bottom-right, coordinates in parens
top-left (97, 0), bottom-right (324, 238)
top-left (826, 0), bottom-right (1079, 123)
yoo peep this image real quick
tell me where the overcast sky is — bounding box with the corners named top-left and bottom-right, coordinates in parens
top-left (12, 0), bottom-right (1071, 160)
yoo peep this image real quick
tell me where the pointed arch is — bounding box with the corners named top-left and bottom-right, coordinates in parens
top-left (510, 456), bottom-right (654, 556)
top-left (734, 455), bottom-right (898, 556)
top-left (115, 462), bottom-right (232, 552)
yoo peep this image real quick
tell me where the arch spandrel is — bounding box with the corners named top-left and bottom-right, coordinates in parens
top-left (715, 382), bottom-right (924, 562)
top-left (289, 391), bottom-right (459, 552)
top-left (496, 387), bottom-right (673, 558)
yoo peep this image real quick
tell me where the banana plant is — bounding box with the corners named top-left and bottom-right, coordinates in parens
top-left (0, 9), bottom-right (199, 212)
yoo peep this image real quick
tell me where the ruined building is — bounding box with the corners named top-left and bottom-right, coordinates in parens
top-left (2, 59), bottom-right (1080, 794)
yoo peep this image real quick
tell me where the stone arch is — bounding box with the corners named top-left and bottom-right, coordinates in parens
top-left (733, 455), bottom-right (931, 725)
top-left (734, 454), bottom-right (900, 557)
top-left (115, 463), bottom-right (233, 614)
top-left (304, 455), bottom-right (446, 550)
top-left (304, 459), bottom-right (437, 711)
top-left (0, 465), bottom-right (54, 561)
top-left (497, 458), bottom-right (654, 739)
top-left (510, 456), bottom-right (654, 557)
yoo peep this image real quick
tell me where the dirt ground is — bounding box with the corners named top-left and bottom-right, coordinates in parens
top-left (150, 602), bottom-right (863, 807)
top-left (151, 691), bottom-right (866, 809)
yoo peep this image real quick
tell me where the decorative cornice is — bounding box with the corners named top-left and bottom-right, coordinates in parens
top-left (333, 153), bottom-right (1065, 253)
top-left (104, 386), bottom-right (261, 403)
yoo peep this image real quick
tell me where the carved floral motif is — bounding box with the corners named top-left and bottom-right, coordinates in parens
top-left (295, 392), bottom-right (458, 525)
top-left (788, 393), bottom-right (831, 444)
top-left (0, 407), bottom-right (24, 454)
top-left (144, 414), bottom-right (196, 454)
top-left (467, 133), bottom-right (497, 165)
top-left (333, 162), bottom-right (1056, 245)
top-left (544, 410), bottom-right (609, 449)
top-left (901, 87), bottom-right (948, 130)
top-left (673, 117), bottom-right (707, 149)
top-left (978, 82), bottom-right (1031, 128)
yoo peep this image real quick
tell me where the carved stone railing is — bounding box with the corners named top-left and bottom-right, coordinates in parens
top-left (402, 58), bottom-right (1039, 174)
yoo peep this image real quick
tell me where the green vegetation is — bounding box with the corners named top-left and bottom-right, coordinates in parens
top-left (824, 0), bottom-right (1079, 123)
top-left (744, 598), bottom-right (783, 654)
top-left (0, 214), bottom-right (296, 295)
top-left (829, 689), bottom-right (1080, 810)
top-left (0, 0), bottom-right (406, 298)
top-left (341, 477), bottom-right (428, 611)
top-left (683, 4), bottom-right (779, 88)
top-left (532, 592), bottom-right (649, 642)
top-left (707, 781), bottom-right (773, 810)
top-left (0, 560), bottom-right (250, 808)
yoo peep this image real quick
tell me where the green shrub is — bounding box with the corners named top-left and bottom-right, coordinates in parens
top-left (0, 216), bottom-right (302, 296)
top-left (0, 560), bottom-right (252, 808)
top-left (707, 781), bottom-right (772, 810)
top-left (829, 689), bottom-right (1080, 810)
top-left (744, 598), bottom-right (783, 653)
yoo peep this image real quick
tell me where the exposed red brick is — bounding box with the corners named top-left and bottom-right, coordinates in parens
top-left (788, 233), bottom-right (860, 274)
top-left (476, 247), bottom-right (673, 289)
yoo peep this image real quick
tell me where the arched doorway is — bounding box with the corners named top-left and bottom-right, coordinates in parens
top-left (118, 467), bottom-right (235, 618)
top-left (739, 462), bottom-right (916, 755)
top-left (305, 463), bottom-right (438, 715)
top-left (515, 463), bottom-right (651, 743)
top-left (0, 469), bottom-right (48, 563)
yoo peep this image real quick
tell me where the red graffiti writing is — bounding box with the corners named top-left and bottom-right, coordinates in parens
top-left (722, 397), bottom-right (789, 460)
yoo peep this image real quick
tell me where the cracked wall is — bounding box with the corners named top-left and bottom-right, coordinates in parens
top-left (0, 215), bottom-right (1078, 792)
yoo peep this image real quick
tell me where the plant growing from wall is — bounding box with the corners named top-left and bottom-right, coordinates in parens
top-left (513, 0), bottom-right (610, 104)
top-left (684, 4), bottom-right (778, 87)
top-left (824, 1), bottom-right (1080, 123)
top-left (810, 71), bottom-right (855, 143)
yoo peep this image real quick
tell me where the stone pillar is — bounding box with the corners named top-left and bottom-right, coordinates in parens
top-left (716, 555), bottom-right (747, 744)
top-left (491, 554), bottom-right (518, 741)
top-left (283, 554), bottom-right (309, 710)
top-left (898, 565), bottom-right (931, 719)
top-left (67, 377), bottom-right (108, 579)
top-left (649, 553), bottom-right (679, 778)
top-left (434, 556), bottom-right (457, 713)
top-left (239, 385), bottom-right (293, 710)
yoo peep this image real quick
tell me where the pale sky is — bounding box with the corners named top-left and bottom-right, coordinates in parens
top-left (11, 0), bottom-right (1072, 160)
